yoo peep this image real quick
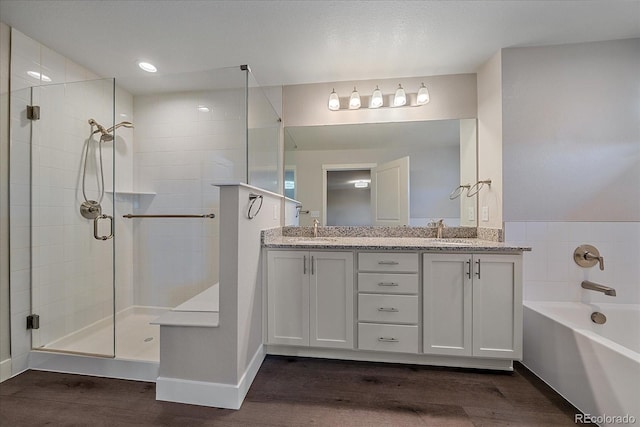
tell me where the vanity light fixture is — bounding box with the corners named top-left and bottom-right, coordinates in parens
top-left (416, 82), bottom-right (430, 105)
top-left (138, 61), bottom-right (157, 73)
top-left (393, 84), bottom-right (407, 107)
top-left (327, 83), bottom-right (430, 111)
top-left (349, 87), bottom-right (361, 109)
top-left (328, 89), bottom-right (340, 111)
top-left (369, 86), bottom-right (383, 108)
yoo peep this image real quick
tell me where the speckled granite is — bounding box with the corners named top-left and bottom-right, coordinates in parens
top-left (263, 235), bottom-right (530, 253)
top-left (281, 226), bottom-right (478, 239)
top-left (477, 227), bottom-right (504, 242)
top-left (260, 227), bottom-right (282, 245)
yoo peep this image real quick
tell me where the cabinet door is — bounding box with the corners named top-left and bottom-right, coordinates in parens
top-left (267, 250), bottom-right (309, 346)
top-left (309, 251), bottom-right (354, 349)
top-left (472, 254), bottom-right (523, 359)
top-left (423, 254), bottom-right (472, 356)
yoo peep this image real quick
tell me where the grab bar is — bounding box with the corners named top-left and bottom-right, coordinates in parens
top-left (123, 213), bottom-right (215, 219)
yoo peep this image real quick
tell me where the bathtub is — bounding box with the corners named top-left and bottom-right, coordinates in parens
top-left (523, 301), bottom-right (639, 426)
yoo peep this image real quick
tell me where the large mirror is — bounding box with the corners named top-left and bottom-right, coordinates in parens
top-left (284, 119), bottom-right (477, 227)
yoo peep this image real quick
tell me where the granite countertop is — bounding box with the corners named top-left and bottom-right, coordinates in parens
top-left (263, 236), bottom-right (531, 253)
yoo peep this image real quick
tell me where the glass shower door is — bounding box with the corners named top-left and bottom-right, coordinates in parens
top-left (28, 78), bottom-right (116, 357)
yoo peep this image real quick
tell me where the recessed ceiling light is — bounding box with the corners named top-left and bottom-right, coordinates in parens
top-left (197, 105), bottom-right (210, 112)
top-left (138, 62), bottom-right (157, 73)
top-left (27, 70), bottom-right (52, 82)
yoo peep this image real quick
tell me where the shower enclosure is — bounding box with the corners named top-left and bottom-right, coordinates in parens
top-left (10, 66), bottom-right (280, 367)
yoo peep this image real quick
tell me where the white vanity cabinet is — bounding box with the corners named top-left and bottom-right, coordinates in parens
top-left (357, 252), bottom-right (420, 354)
top-left (423, 253), bottom-right (522, 359)
top-left (266, 250), bottom-right (354, 349)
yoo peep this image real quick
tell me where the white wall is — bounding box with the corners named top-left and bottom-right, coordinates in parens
top-left (283, 74), bottom-right (477, 127)
top-left (327, 188), bottom-right (371, 226)
top-left (133, 88), bottom-right (246, 308)
top-left (459, 119), bottom-right (477, 227)
top-left (502, 38), bottom-right (640, 222)
top-left (0, 21), bottom-right (11, 374)
top-left (501, 39), bottom-right (640, 304)
top-left (476, 51), bottom-right (503, 229)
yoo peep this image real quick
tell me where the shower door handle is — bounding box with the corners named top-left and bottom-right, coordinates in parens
top-left (94, 214), bottom-right (114, 241)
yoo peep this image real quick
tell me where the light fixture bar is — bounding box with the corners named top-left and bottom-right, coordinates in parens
top-left (328, 83), bottom-right (430, 111)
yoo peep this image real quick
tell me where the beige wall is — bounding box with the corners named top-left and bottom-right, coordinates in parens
top-left (502, 38), bottom-right (640, 221)
top-left (0, 21), bottom-right (11, 366)
top-left (283, 74), bottom-right (477, 127)
top-left (476, 51), bottom-right (504, 229)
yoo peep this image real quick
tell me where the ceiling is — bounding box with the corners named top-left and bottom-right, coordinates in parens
top-left (1, 1), bottom-right (638, 93)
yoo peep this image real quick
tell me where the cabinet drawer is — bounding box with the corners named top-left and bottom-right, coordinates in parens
top-left (358, 323), bottom-right (419, 354)
top-left (358, 294), bottom-right (418, 324)
top-left (358, 252), bottom-right (418, 272)
top-left (358, 273), bottom-right (418, 294)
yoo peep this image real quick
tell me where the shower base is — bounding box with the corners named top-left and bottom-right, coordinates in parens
top-left (29, 306), bottom-right (169, 382)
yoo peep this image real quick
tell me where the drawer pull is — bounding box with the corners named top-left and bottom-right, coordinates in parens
top-left (377, 282), bottom-right (399, 287)
top-left (378, 261), bottom-right (400, 265)
top-left (378, 307), bottom-right (399, 312)
top-left (378, 337), bottom-right (399, 342)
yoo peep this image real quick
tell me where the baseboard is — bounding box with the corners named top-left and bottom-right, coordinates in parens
top-left (156, 345), bottom-right (265, 409)
top-left (0, 358), bottom-right (11, 382)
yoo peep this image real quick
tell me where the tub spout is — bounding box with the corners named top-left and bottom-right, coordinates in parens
top-left (581, 280), bottom-right (616, 296)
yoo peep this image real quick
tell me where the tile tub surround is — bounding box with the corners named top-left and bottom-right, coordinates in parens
top-left (263, 235), bottom-right (530, 253)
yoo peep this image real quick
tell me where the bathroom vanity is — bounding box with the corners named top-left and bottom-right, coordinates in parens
top-left (263, 233), bottom-right (529, 371)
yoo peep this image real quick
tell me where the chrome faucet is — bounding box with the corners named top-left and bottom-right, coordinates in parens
top-left (436, 219), bottom-right (445, 239)
top-left (313, 219), bottom-right (320, 238)
top-left (581, 280), bottom-right (616, 296)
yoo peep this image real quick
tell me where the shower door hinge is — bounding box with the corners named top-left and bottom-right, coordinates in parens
top-left (27, 105), bottom-right (40, 120)
top-left (26, 314), bottom-right (40, 330)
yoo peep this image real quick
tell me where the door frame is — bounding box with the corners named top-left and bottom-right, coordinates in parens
top-left (321, 163), bottom-right (377, 226)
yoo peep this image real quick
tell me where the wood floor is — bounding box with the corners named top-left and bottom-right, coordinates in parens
top-left (0, 356), bottom-right (593, 426)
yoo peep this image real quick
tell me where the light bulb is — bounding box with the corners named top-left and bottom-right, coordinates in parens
top-left (417, 82), bottom-right (430, 105)
top-left (393, 84), bottom-right (406, 107)
top-left (138, 62), bottom-right (157, 73)
top-left (349, 87), bottom-right (361, 109)
top-left (369, 86), bottom-right (383, 108)
top-left (328, 89), bottom-right (340, 111)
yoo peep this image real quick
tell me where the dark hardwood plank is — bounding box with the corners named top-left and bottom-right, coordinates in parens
top-left (0, 356), bottom-right (591, 427)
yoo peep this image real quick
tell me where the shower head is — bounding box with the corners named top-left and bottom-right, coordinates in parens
top-left (100, 134), bottom-right (114, 142)
top-left (88, 119), bottom-right (134, 142)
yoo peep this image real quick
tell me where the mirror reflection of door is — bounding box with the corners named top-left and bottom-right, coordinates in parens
top-left (326, 170), bottom-right (372, 226)
top-left (370, 156), bottom-right (410, 226)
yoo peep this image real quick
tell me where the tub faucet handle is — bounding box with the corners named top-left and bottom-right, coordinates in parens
top-left (573, 244), bottom-right (604, 271)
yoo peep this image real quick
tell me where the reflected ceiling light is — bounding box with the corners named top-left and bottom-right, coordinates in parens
top-left (197, 105), bottom-right (210, 112)
top-left (27, 70), bottom-right (52, 82)
top-left (349, 87), bottom-right (361, 109)
top-left (284, 181), bottom-right (295, 190)
top-left (138, 62), bottom-right (157, 73)
top-left (417, 82), bottom-right (430, 105)
top-left (393, 84), bottom-right (406, 107)
top-left (369, 86), bottom-right (383, 108)
top-left (328, 88), bottom-right (340, 111)
top-left (354, 180), bottom-right (369, 188)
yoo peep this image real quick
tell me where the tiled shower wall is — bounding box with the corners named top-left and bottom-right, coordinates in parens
top-left (505, 221), bottom-right (640, 304)
top-left (9, 28), bottom-right (135, 372)
top-left (132, 89), bottom-right (246, 308)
